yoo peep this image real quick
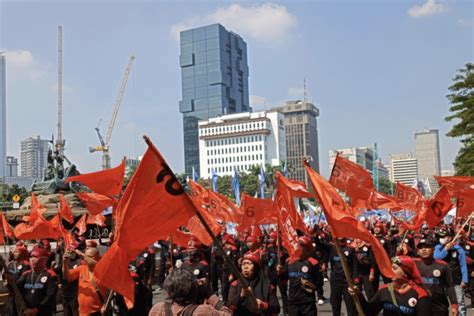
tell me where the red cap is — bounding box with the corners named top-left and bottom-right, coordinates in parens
top-left (223, 234), bottom-right (236, 247)
top-left (392, 255), bottom-right (423, 284)
top-left (40, 239), bottom-right (51, 248)
top-left (243, 252), bottom-right (260, 265)
top-left (246, 236), bottom-right (257, 243)
top-left (30, 248), bottom-right (48, 258)
top-left (15, 241), bottom-right (25, 248)
top-left (86, 240), bottom-right (98, 248)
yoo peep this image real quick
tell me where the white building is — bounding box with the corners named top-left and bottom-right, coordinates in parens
top-left (389, 153), bottom-right (418, 185)
top-left (21, 136), bottom-right (50, 180)
top-left (0, 52), bottom-right (6, 177)
top-left (198, 110), bottom-right (286, 178)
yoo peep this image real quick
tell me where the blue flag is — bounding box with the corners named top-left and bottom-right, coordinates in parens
top-left (192, 167), bottom-right (198, 182)
top-left (232, 167), bottom-right (241, 206)
top-left (259, 164), bottom-right (265, 198)
top-left (283, 161), bottom-right (289, 177)
top-left (211, 168), bottom-right (218, 192)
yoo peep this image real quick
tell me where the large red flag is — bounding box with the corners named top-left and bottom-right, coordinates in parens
top-left (0, 212), bottom-right (13, 239)
top-left (369, 191), bottom-right (400, 210)
top-left (277, 175), bottom-right (311, 233)
top-left (59, 194), bottom-right (74, 224)
top-left (93, 137), bottom-right (196, 303)
top-left (14, 213), bottom-right (60, 240)
top-left (435, 176), bottom-right (474, 191)
top-left (239, 193), bottom-right (277, 227)
top-left (186, 212), bottom-right (221, 246)
top-left (170, 230), bottom-right (191, 248)
top-left (66, 159), bottom-right (125, 197)
top-left (275, 173), bottom-right (303, 263)
top-left (75, 214), bottom-right (87, 236)
top-left (76, 192), bottom-right (116, 216)
top-left (425, 186), bottom-right (454, 228)
top-left (87, 213), bottom-right (107, 227)
top-left (395, 182), bottom-right (423, 212)
top-left (208, 190), bottom-right (243, 223)
top-left (304, 161), bottom-right (395, 279)
top-left (29, 193), bottom-right (47, 225)
top-left (330, 155), bottom-right (374, 208)
top-left (457, 189), bottom-right (474, 218)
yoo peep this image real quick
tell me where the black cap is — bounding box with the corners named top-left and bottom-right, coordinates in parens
top-left (416, 238), bottom-right (435, 249)
top-left (437, 228), bottom-right (453, 238)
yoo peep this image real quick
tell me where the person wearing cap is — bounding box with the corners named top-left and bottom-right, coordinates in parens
top-left (315, 237), bottom-right (357, 316)
top-left (391, 226), bottom-right (415, 257)
top-left (414, 237), bottom-right (458, 316)
top-left (16, 248), bottom-right (58, 316)
top-left (373, 222), bottom-right (392, 285)
top-left (349, 255), bottom-right (431, 315)
top-left (131, 247), bottom-right (156, 312)
top-left (63, 246), bottom-right (107, 316)
top-left (4, 246), bottom-right (30, 316)
top-left (278, 236), bottom-right (323, 316)
top-left (434, 228), bottom-right (469, 316)
top-left (353, 239), bottom-right (377, 300)
top-left (227, 252), bottom-right (280, 315)
top-left (181, 241), bottom-right (213, 304)
top-left (221, 234), bottom-right (239, 305)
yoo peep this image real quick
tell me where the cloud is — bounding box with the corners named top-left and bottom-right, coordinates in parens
top-left (288, 86), bottom-right (304, 98)
top-left (170, 3), bottom-right (297, 43)
top-left (3, 49), bottom-right (47, 81)
top-left (407, 0), bottom-right (447, 18)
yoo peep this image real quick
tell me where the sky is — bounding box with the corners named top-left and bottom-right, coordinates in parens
top-left (1, 0), bottom-right (473, 178)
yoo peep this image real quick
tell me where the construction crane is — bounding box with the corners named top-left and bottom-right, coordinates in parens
top-left (89, 55), bottom-right (135, 169)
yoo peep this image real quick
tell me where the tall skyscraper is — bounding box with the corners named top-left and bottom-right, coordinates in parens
top-left (389, 153), bottom-right (418, 185)
top-left (274, 100), bottom-right (320, 185)
top-left (6, 156), bottom-right (18, 177)
top-left (415, 129), bottom-right (441, 179)
top-left (179, 24), bottom-right (250, 175)
top-left (20, 136), bottom-right (50, 180)
top-left (0, 52), bottom-right (6, 178)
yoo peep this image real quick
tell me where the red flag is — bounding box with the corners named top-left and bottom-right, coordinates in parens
top-left (277, 175), bottom-right (311, 233)
top-left (14, 213), bottom-right (60, 240)
top-left (435, 176), bottom-right (474, 191)
top-left (75, 214), bottom-right (87, 236)
top-left (59, 194), bottom-right (74, 223)
top-left (425, 186), bottom-right (454, 228)
top-left (275, 173), bottom-right (303, 263)
top-left (208, 190), bottom-right (243, 223)
top-left (188, 181), bottom-right (209, 208)
top-left (87, 213), bottom-right (107, 227)
top-left (76, 192), bottom-right (116, 216)
top-left (29, 193), bottom-right (47, 225)
top-left (369, 191), bottom-right (400, 210)
top-left (0, 212), bottom-right (13, 239)
top-left (457, 189), bottom-right (474, 218)
top-left (304, 161), bottom-right (395, 279)
top-left (186, 211), bottom-right (221, 246)
top-left (170, 230), bottom-right (191, 248)
top-left (93, 137), bottom-right (196, 303)
top-left (66, 159), bottom-right (125, 197)
top-left (395, 182), bottom-right (423, 212)
top-left (239, 193), bottom-right (277, 227)
top-left (330, 155), bottom-right (374, 208)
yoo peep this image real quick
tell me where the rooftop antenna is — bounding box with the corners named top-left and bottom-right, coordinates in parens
top-left (303, 78), bottom-right (308, 104)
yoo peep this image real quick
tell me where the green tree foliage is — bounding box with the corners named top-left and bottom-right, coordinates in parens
top-left (0, 184), bottom-right (29, 203)
top-left (378, 177), bottom-right (394, 195)
top-left (446, 63), bottom-right (474, 176)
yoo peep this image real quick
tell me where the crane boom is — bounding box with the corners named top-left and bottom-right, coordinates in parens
top-left (105, 55), bottom-right (135, 145)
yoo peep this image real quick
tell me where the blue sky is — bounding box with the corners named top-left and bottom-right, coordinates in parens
top-left (1, 0), bottom-right (473, 177)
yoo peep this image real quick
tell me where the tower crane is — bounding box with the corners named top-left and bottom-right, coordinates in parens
top-left (89, 55), bottom-right (135, 169)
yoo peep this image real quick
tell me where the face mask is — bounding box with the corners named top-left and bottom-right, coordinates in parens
top-left (439, 237), bottom-right (449, 245)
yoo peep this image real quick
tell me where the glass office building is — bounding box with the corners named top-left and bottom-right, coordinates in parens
top-left (179, 24), bottom-right (250, 176)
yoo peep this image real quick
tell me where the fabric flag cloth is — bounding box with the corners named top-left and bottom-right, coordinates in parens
top-left (275, 173), bottom-right (304, 263)
top-left (304, 161), bottom-right (395, 279)
top-left (188, 181), bottom-right (209, 210)
top-left (329, 154), bottom-right (374, 210)
top-left (212, 169), bottom-right (218, 192)
top-left (232, 168), bottom-right (241, 206)
top-left (425, 186), bottom-right (454, 228)
top-left (435, 176), bottom-right (474, 217)
top-left (66, 159), bottom-right (125, 197)
top-left (368, 191), bottom-right (400, 210)
top-left (0, 212), bottom-right (14, 239)
top-left (186, 211), bottom-right (221, 246)
top-left (435, 176), bottom-right (474, 191)
top-left (86, 213), bottom-right (107, 227)
top-left (395, 182), bottom-right (423, 213)
top-left (76, 192), bottom-right (116, 216)
top-left (457, 189), bottom-right (474, 218)
top-left (59, 194), bottom-right (74, 224)
top-left (240, 192), bottom-right (277, 227)
top-left (207, 190), bottom-right (242, 223)
top-left (170, 230), bottom-right (191, 248)
top-left (192, 167), bottom-right (199, 182)
top-left (29, 193), bottom-right (47, 225)
top-left (93, 137), bottom-right (196, 304)
top-left (14, 212), bottom-right (60, 240)
top-left (75, 214), bottom-right (87, 236)
top-left (259, 164), bottom-right (265, 198)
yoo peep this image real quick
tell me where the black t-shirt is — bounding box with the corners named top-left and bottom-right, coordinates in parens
top-left (286, 257), bottom-right (321, 305)
top-left (17, 269), bottom-right (58, 316)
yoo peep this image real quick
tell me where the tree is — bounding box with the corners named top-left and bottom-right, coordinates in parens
top-left (0, 184), bottom-right (29, 203)
top-left (446, 63), bottom-right (474, 176)
top-left (378, 177), bottom-right (394, 195)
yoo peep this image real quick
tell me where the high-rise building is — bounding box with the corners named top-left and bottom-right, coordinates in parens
top-left (415, 129), bottom-right (441, 179)
top-left (20, 136), bottom-right (50, 180)
top-left (179, 24), bottom-right (250, 176)
top-left (198, 110), bottom-right (286, 178)
top-left (389, 153), bottom-right (418, 185)
top-left (0, 52), bottom-right (6, 177)
top-left (6, 156), bottom-right (18, 177)
top-left (273, 100), bottom-right (320, 185)
top-left (329, 146), bottom-right (374, 173)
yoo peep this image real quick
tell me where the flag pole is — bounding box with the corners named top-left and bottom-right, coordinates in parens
top-left (452, 212), bottom-right (474, 244)
top-left (169, 234), bottom-right (174, 268)
top-left (142, 136), bottom-right (254, 301)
